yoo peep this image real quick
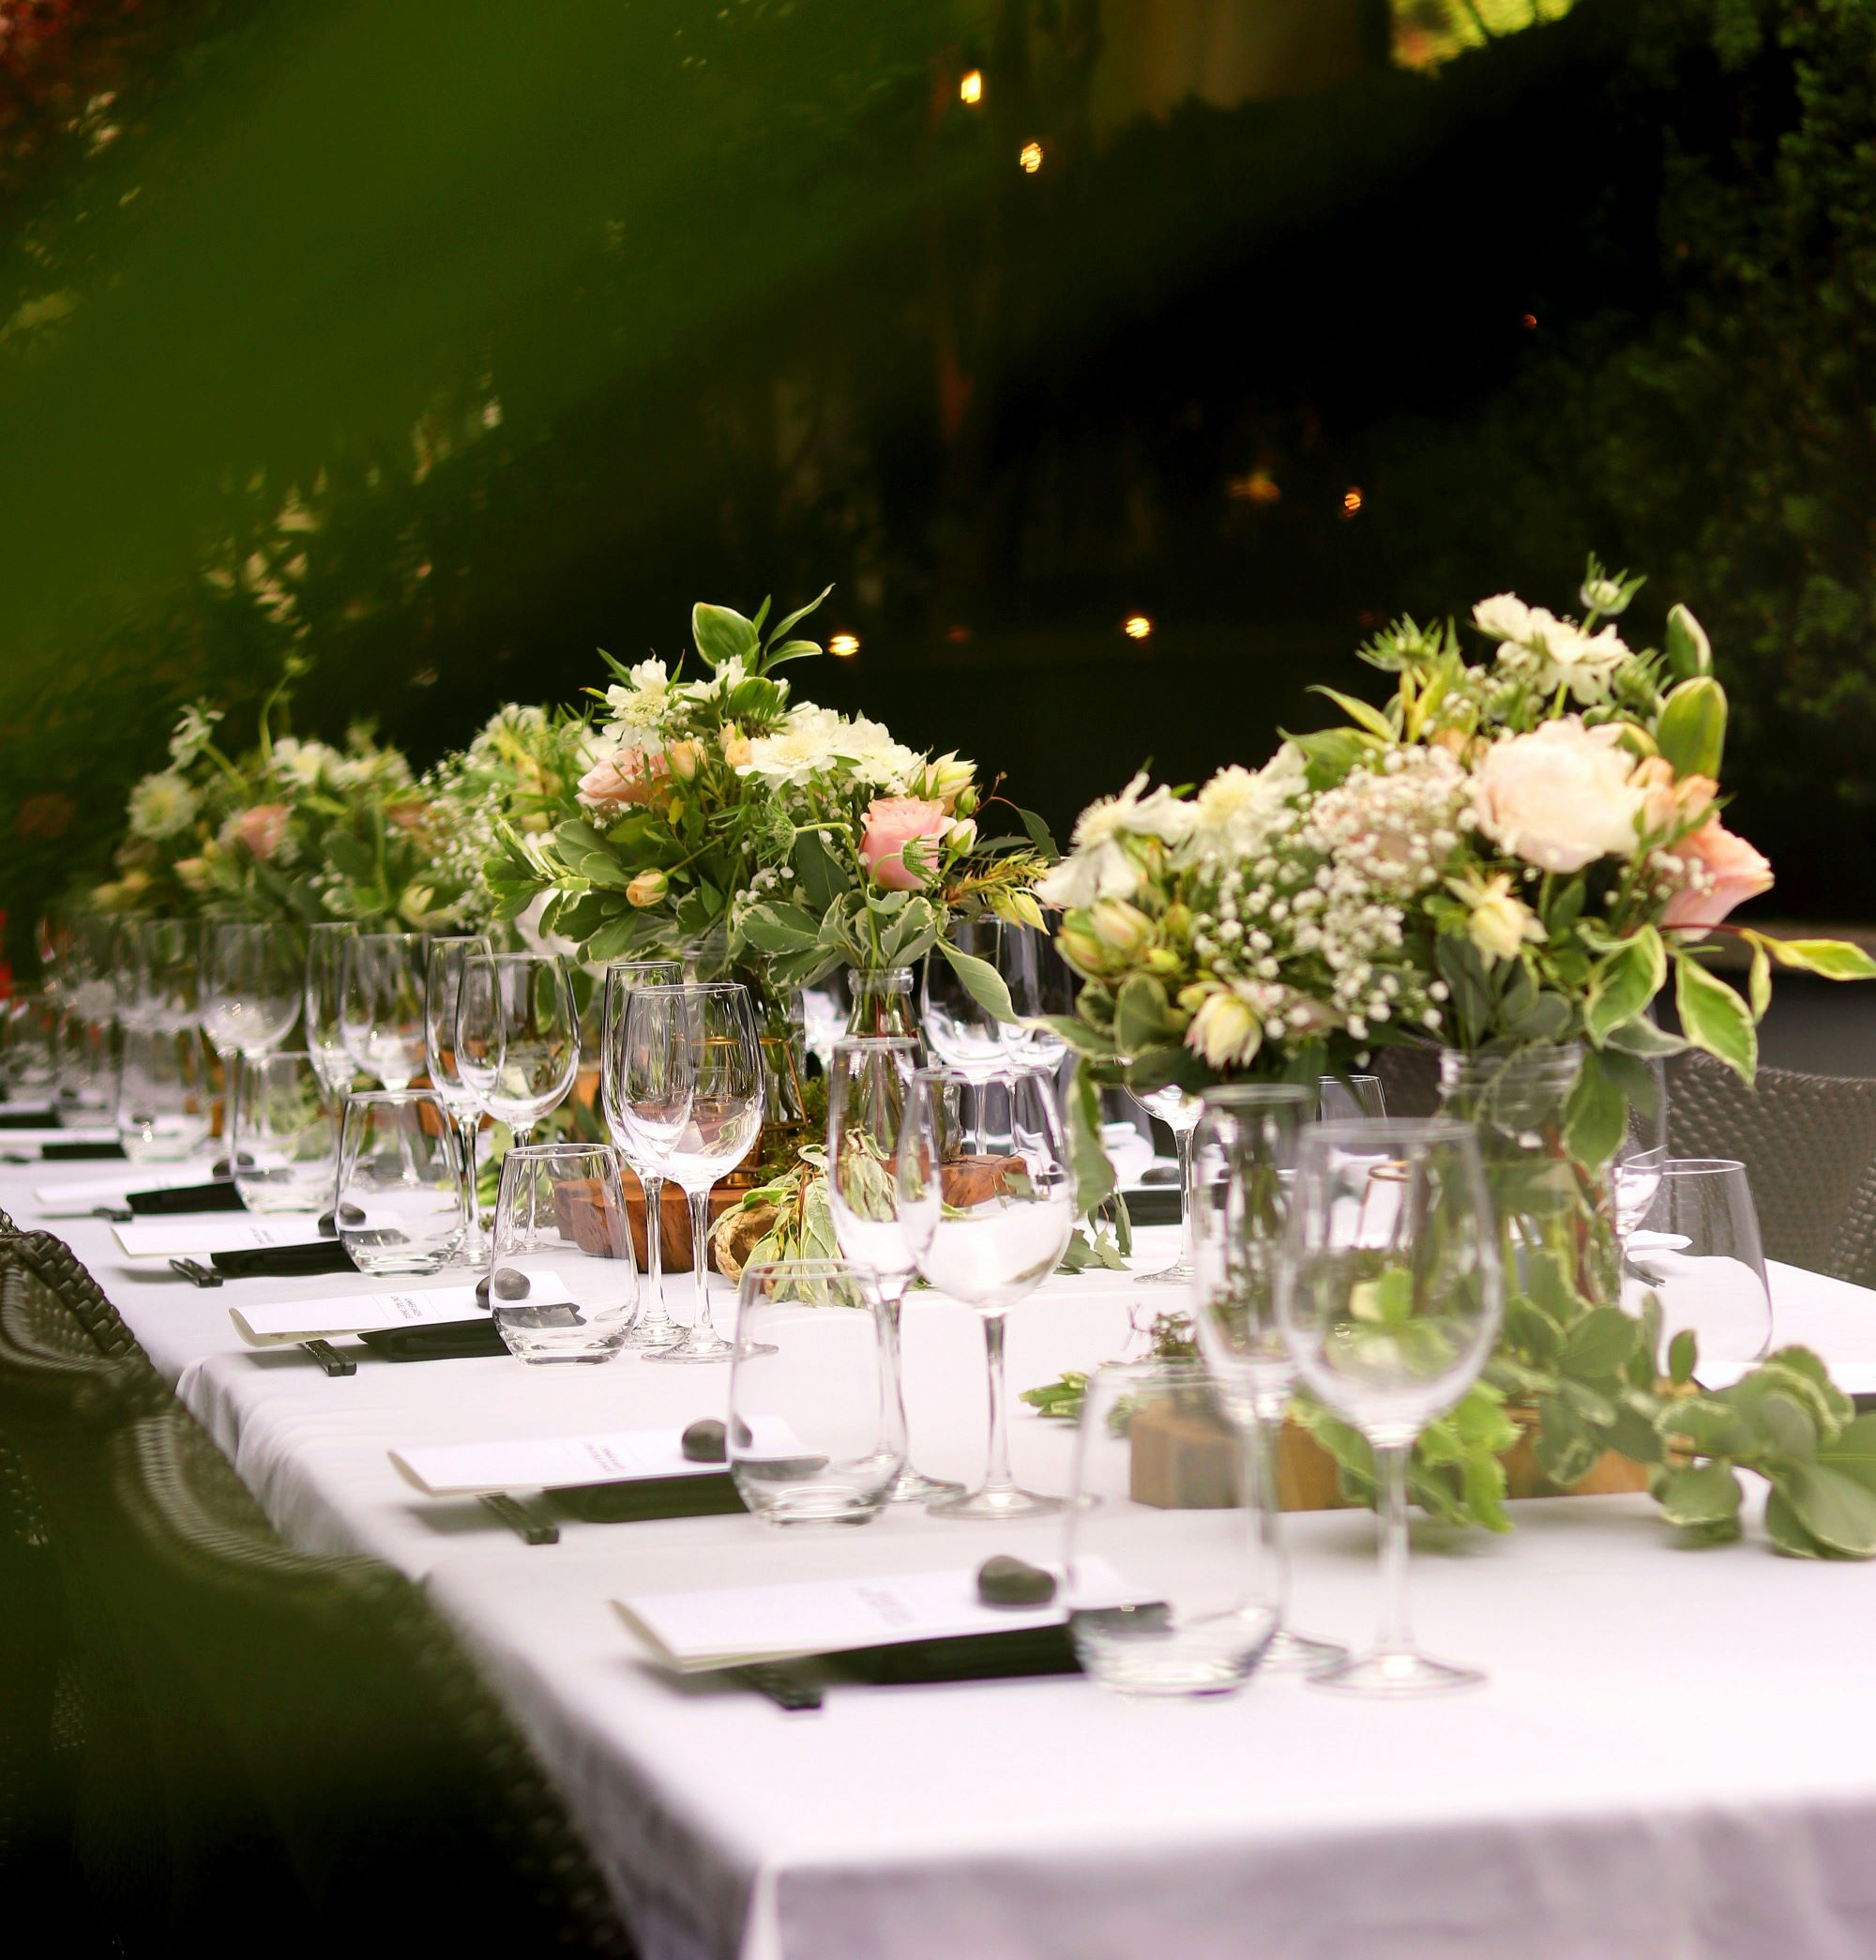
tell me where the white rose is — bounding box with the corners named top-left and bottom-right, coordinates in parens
top-left (1473, 593), bottom-right (1534, 643)
top-left (1471, 719), bottom-right (1643, 874)
top-left (1186, 988), bottom-right (1262, 1070)
top-left (1532, 621), bottom-right (1631, 705)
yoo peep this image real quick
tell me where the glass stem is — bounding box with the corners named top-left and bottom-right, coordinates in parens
top-left (982, 1312), bottom-right (1013, 1496)
top-left (688, 1187), bottom-right (715, 1340)
top-left (458, 1112), bottom-right (481, 1249)
top-left (1175, 1122), bottom-right (1197, 1268)
top-left (1375, 1440), bottom-right (1415, 1654)
top-left (880, 1281), bottom-right (911, 1456)
top-left (1248, 1413), bottom-right (1290, 1619)
top-left (641, 1172), bottom-right (666, 1321)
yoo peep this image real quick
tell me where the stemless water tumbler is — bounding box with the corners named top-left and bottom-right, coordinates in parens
top-left (335, 1089), bottom-right (466, 1274)
top-left (116, 1025), bottom-right (214, 1162)
top-left (489, 1143), bottom-right (640, 1363)
top-left (231, 1050), bottom-right (339, 1213)
top-left (728, 1260), bottom-right (900, 1526)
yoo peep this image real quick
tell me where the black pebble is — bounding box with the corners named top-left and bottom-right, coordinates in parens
top-left (491, 1267), bottom-right (531, 1301)
top-left (977, 1555), bottom-right (1056, 1608)
top-left (475, 1273), bottom-right (492, 1309)
top-left (681, 1419), bottom-right (727, 1463)
top-left (338, 1202), bottom-right (367, 1225)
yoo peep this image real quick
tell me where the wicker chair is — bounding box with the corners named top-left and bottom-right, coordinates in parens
top-left (1665, 1051), bottom-right (1876, 1286)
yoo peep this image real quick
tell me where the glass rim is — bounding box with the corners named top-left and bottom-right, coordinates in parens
top-left (466, 948), bottom-right (567, 967)
top-left (241, 1048), bottom-right (319, 1066)
top-left (1655, 1156), bottom-right (1747, 1178)
top-left (1318, 1070), bottom-right (1383, 1085)
top-left (831, 1034), bottom-right (921, 1053)
top-left (602, 958), bottom-right (683, 975)
top-left (501, 1140), bottom-right (623, 1162)
top-left (914, 1060), bottom-right (1042, 1088)
top-left (340, 1086), bottom-right (448, 1105)
top-left (350, 929), bottom-right (425, 943)
top-left (306, 919), bottom-right (359, 934)
top-left (737, 1256), bottom-right (881, 1290)
top-left (1304, 1117), bottom-right (1476, 1149)
top-left (1200, 1082), bottom-right (1313, 1108)
top-left (425, 933), bottom-right (492, 950)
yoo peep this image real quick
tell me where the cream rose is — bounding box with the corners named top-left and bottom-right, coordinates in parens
top-left (1471, 718), bottom-right (1644, 874)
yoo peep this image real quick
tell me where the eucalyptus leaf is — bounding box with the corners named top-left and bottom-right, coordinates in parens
top-left (934, 938), bottom-right (1015, 1023)
top-left (1655, 1458), bottom-right (1742, 1528)
top-left (1674, 956), bottom-right (1756, 1082)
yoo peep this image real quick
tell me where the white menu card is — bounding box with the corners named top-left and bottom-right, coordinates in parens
top-left (228, 1276), bottom-right (570, 1346)
top-left (113, 1215), bottom-right (334, 1258)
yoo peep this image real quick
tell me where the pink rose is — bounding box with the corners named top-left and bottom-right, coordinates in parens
top-left (233, 802), bottom-right (289, 861)
top-left (578, 744), bottom-right (666, 812)
top-left (1661, 818), bottom-right (1774, 933)
top-left (860, 796), bottom-right (948, 890)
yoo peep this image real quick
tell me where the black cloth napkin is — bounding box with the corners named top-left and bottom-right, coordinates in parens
top-left (0, 1107), bottom-right (59, 1130)
top-left (1105, 1186), bottom-right (1180, 1228)
top-left (552, 1474), bottom-right (748, 1525)
top-left (357, 1318), bottom-right (507, 1363)
top-left (40, 1141), bottom-right (126, 1161)
top-left (210, 1240), bottom-right (356, 1280)
top-left (127, 1181), bottom-right (243, 1216)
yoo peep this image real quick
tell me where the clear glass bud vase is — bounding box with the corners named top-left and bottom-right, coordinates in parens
top-left (1436, 1043), bottom-right (1620, 1308)
top-left (844, 968), bottom-right (919, 1042)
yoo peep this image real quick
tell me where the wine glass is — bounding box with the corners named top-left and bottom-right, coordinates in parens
top-left (1278, 1117), bottom-right (1503, 1695)
top-left (455, 952), bottom-right (580, 1150)
top-left (202, 922), bottom-right (302, 1060)
top-left (614, 982), bottom-right (764, 1364)
top-left (996, 925), bottom-right (1077, 1073)
top-left (423, 934), bottom-right (493, 1260)
top-left (339, 932), bottom-right (427, 1089)
top-left (598, 960), bottom-right (685, 1348)
top-left (898, 1063), bottom-right (1076, 1518)
top-left (1135, 1082), bottom-right (1204, 1286)
top-left (825, 1037), bottom-right (963, 1503)
top-left (303, 921), bottom-right (359, 1101)
top-left (56, 914), bottom-right (120, 1112)
top-left (1613, 1052), bottom-right (1670, 1262)
top-left (919, 921), bottom-right (1006, 1075)
top-left (1190, 1084), bottom-right (1348, 1674)
top-left (122, 919), bottom-right (204, 1033)
top-left (1626, 1157), bottom-right (1772, 1378)
top-left (1319, 1072), bottom-right (1387, 1120)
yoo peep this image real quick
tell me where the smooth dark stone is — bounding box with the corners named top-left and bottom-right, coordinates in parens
top-left (491, 1267), bottom-right (531, 1301)
top-left (977, 1555), bottom-right (1056, 1608)
top-left (681, 1419), bottom-right (727, 1463)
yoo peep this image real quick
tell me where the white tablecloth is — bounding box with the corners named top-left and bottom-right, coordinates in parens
top-left (16, 1162), bottom-right (1876, 1960)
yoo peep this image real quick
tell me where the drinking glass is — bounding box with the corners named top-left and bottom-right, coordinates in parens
top-left (1612, 1053), bottom-right (1670, 1256)
top-left (202, 922), bottom-right (302, 1059)
top-left (456, 951), bottom-right (580, 1149)
top-left (339, 933), bottom-right (427, 1090)
top-left (55, 914), bottom-right (120, 1112)
top-left (122, 919), bottom-right (204, 1032)
top-left (826, 1037), bottom-right (962, 1502)
top-left (423, 934), bottom-right (493, 1259)
top-left (115, 1025), bottom-right (214, 1163)
top-left (996, 925), bottom-right (1077, 1073)
top-left (303, 921), bottom-right (359, 1100)
top-left (1318, 1072), bottom-right (1387, 1120)
top-left (231, 1051), bottom-right (339, 1213)
top-left (1190, 1084), bottom-right (1348, 1673)
top-left (1135, 1082), bottom-right (1204, 1286)
top-left (1278, 1117), bottom-right (1503, 1695)
top-left (335, 1089), bottom-right (466, 1274)
top-left (1065, 1360), bottom-right (1281, 1695)
top-left (1625, 1157), bottom-right (1772, 1376)
top-left (614, 982), bottom-right (764, 1363)
top-left (598, 960), bottom-right (686, 1347)
top-left (728, 1260), bottom-right (900, 1526)
top-left (899, 1063), bottom-right (1076, 1518)
top-left (0, 992), bottom-right (59, 1101)
top-left (488, 1143), bottom-right (640, 1363)
top-left (919, 921), bottom-right (1006, 1075)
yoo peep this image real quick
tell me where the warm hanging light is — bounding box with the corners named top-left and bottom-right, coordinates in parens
top-left (960, 68), bottom-right (984, 106)
top-left (828, 631), bottom-right (860, 658)
top-left (1019, 141), bottom-right (1044, 175)
top-left (1341, 487), bottom-right (1364, 517)
top-left (1123, 614), bottom-right (1153, 641)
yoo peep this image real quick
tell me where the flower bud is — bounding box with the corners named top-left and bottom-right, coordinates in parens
top-left (628, 869), bottom-right (669, 908)
top-left (720, 725), bottom-right (753, 769)
top-left (1058, 919), bottom-right (1104, 974)
top-left (945, 817), bottom-right (977, 853)
top-left (1143, 947), bottom-right (1183, 979)
top-left (1162, 901), bottom-right (1193, 940)
top-left (666, 738), bottom-right (704, 782)
top-left (1089, 898), bottom-right (1153, 959)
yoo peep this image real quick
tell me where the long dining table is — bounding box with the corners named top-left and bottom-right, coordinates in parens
top-left (14, 1151), bottom-right (1876, 1960)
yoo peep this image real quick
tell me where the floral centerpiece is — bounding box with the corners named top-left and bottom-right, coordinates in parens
top-left (95, 661), bottom-right (469, 931)
top-left (487, 586), bottom-right (1050, 1044)
top-left (1036, 557), bottom-right (1876, 1557)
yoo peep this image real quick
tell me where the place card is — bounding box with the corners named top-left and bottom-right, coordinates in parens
top-left (33, 1164), bottom-right (225, 1215)
top-left (614, 1557), bottom-right (1138, 1671)
top-left (3, 1126), bottom-right (124, 1151)
top-left (231, 1273), bottom-right (569, 1346)
top-left (388, 1411), bottom-right (801, 1499)
top-left (113, 1215), bottom-right (333, 1258)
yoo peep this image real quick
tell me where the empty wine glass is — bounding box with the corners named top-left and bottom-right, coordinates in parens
top-left (1135, 1082), bottom-right (1204, 1286)
top-left (456, 951), bottom-right (580, 1150)
top-left (997, 925), bottom-right (1077, 1073)
top-left (920, 921), bottom-right (1006, 1075)
top-left (122, 919), bottom-right (204, 1032)
top-left (1626, 1157), bottom-right (1772, 1377)
top-left (0, 992), bottom-right (59, 1102)
top-left (423, 934), bottom-right (493, 1259)
top-left (1191, 1084), bottom-right (1348, 1674)
top-left (202, 922), bottom-right (302, 1059)
top-left (1278, 1118), bottom-right (1503, 1695)
top-left (826, 1036), bottom-right (962, 1503)
top-left (1613, 1053), bottom-right (1670, 1260)
top-left (599, 960), bottom-right (686, 1348)
top-left (1319, 1072), bottom-right (1387, 1120)
top-left (339, 933), bottom-right (427, 1089)
top-left (303, 921), bottom-right (359, 1101)
top-left (614, 982), bottom-right (764, 1364)
top-left (899, 1063), bottom-right (1076, 1518)
top-left (489, 1143), bottom-right (640, 1363)
top-left (55, 914), bottom-right (120, 1112)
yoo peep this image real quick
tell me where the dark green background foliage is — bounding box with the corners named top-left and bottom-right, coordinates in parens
top-left (1, 0), bottom-right (1871, 965)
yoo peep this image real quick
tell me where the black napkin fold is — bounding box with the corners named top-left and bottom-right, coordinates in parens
top-left (357, 1318), bottom-right (507, 1362)
top-left (0, 1107), bottom-right (59, 1129)
top-left (1104, 1186), bottom-right (1180, 1228)
top-left (41, 1141), bottom-right (126, 1161)
top-left (210, 1240), bottom-right (356, 1280)
top-left (553, 1474), bottom-right (747, 1525)
top-left (127, 1181), bottom-right (243, 1216)
top-left (831, 1621), bottom-right (1082, 1687)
